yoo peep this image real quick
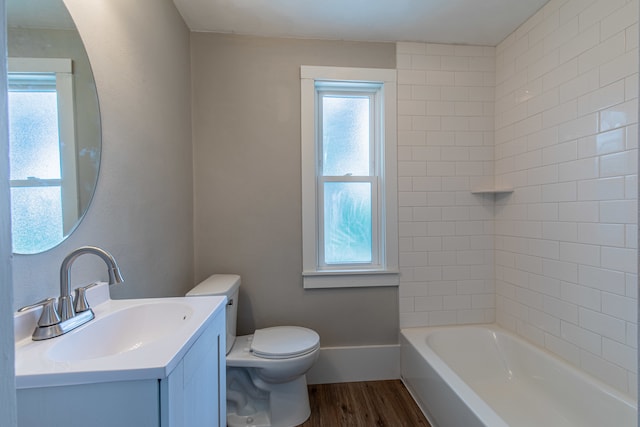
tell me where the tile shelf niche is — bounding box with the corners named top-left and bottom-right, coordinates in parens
top-left (470, 187), bottom-right (514, 195)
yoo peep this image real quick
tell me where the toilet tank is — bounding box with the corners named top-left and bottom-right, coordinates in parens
top-left (186, 274), bottom-right (240, 354)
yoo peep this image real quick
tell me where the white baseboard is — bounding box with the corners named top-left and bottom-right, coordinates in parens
top-left (305, 344), bottom-right (400, 385)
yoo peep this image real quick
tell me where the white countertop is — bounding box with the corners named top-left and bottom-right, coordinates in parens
top-left (15, 283), bottom-right (226, 389)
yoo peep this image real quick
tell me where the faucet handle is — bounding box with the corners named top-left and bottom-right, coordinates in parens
top-left (74, 283), bottom-right (99, 313)
top-left (18, 297), bottom-right (61, 327)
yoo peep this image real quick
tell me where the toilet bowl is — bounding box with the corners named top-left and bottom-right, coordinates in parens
top-left (187, 274), bottom-right (320, 427)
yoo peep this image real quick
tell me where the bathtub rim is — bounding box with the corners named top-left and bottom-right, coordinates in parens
top-left (400, 323), bottom-right (636, 427)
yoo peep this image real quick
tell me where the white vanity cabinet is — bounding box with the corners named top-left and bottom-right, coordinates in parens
top-left (16, 296), bottom-right (226, 427)
top-left (161, 307), bottom-right (226, 426)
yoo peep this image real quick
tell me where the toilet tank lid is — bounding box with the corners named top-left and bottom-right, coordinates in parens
top-left (187, 274), bottom-right (241, 296)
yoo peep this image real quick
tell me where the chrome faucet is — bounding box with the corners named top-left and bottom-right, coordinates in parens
top-left (18, 246), bottom-right (124, 340)
top-left (59, 246), bottom-right (124, 321)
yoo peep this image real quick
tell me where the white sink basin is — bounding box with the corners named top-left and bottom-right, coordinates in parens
top-left (48, 302), bottom-right (194, 361)
top-left (15, 283), bottom-right (226, 389)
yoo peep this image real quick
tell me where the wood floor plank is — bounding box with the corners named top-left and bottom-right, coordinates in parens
top-left (300, 380), bottom-right (431, 427)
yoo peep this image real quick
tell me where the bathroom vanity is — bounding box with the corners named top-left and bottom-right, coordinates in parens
top-left (15, 284), bottom-right (226, 427)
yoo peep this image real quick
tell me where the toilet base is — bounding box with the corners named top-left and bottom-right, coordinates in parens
top-left (227, 373), bottom-right (311, 427)
top-left (227, 411), bottom-right (271, 427)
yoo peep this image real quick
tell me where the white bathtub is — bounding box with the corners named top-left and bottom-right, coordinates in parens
top-left (401, 325), bottom-right (637, 427)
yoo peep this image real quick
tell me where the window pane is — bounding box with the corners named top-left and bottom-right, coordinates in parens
top-left (11, 186), bottom-right (63, 254)
top-left (9, 91), bottom-right (61, 180)
top-left (322, 95), bottom-right (370, 176)
top-left (324, 182), bottom-right (372, 264)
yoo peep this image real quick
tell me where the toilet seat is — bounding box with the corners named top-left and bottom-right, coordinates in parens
top-left (250, 326), bottom-right (320, 359)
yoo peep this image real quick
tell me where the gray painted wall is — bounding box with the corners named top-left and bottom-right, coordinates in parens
top-left (9, 1), bottom-right (398, 376)
top-left (191, 34), bottom-right (399, 347)
top-left (11, 0), bottom-right (194, 309)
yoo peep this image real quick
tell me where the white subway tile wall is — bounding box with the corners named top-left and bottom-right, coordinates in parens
top-left (397, 41), bottom-right (497, 329)
top-left (495, 0), bottom-right (638, 396)
top-left (397, 0), bottom-right (638, 397)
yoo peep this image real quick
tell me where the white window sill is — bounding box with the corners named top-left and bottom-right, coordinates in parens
top-left (302, 270), bottom-right (399, 289)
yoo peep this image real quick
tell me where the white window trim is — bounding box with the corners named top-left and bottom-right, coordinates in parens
top-left (8, 57), bottom-right (79, 234)
top-left (301, 66), bottom-right (398, 289)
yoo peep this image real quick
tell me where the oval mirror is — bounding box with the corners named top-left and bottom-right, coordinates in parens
top-left (7, 0), bottom-right (101, 254)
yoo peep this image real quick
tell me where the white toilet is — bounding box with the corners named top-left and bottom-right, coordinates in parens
top-left (187, 274), bottom-right (320, 427)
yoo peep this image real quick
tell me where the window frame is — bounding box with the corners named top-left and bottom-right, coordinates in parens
top-left (301, 66), bottom-right (398, 289)
top-left (317, 87), bottom-right (379, 269)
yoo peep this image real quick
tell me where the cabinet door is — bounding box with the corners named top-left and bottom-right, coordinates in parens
top-left (18, 380), bottom-right (159, 427)
top-left (162, 310), bottom-right (225, 427)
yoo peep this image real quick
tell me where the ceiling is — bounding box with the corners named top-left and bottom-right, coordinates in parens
top-left (172, 0), bottom-right (550, 46)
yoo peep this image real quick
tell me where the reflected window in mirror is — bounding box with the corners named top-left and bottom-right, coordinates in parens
top-left (8, 0), bottom-right (102, 255)
top-left (8, 58), bottom-right (78, 254)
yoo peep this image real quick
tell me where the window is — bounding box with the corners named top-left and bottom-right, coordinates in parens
top-left (8, 58), bottom-right (78, 254)
top-left (301, 66), bottom-right (398, 289)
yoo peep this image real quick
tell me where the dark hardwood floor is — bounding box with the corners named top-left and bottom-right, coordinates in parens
top-left (299, 380), bottom-right (431, 427)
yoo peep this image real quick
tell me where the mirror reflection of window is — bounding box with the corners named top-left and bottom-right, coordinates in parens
top-left (8, 58), bottom-right (78, 254)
